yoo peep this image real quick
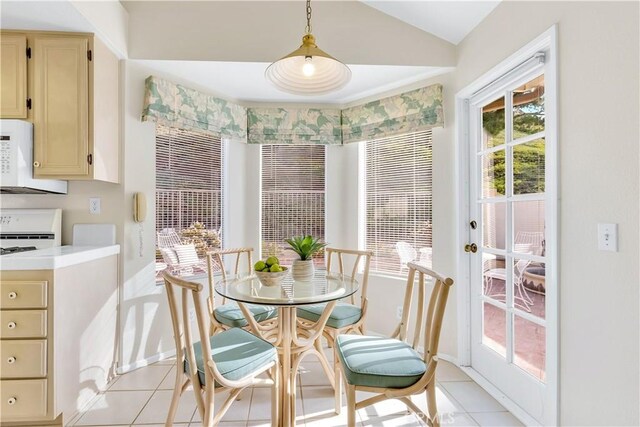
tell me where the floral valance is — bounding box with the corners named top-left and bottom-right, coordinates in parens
top-left (141, 76), bottom-right (247, 142)
top-left (247, 107), bottom-right (342, 145)
top-left (341, 84), bottom-right (444, 144)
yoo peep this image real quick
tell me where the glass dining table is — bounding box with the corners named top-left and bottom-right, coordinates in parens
top-left (215, 270), bottom-right (359, 427)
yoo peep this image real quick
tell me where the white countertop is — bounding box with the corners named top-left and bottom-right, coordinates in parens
top-left (0, 245), bottom-right (120, 270)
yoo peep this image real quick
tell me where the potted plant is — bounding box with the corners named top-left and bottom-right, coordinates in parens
top-left (285, 235), bottom-right (327, 281)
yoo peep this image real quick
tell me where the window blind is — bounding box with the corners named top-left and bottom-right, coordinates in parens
top-left (365, 130), bottom-right (433, 275)
top-left (156, 125), bottom-right (223, 236)
top-left (261, 145), bottom-right (325, 265)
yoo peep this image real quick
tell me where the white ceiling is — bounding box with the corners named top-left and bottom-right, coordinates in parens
top-left (136, 60), bottom-right (452, 105)
top-left (362, 0), bottom-right (502, 44)
top-left (0, 1), bottom-right (95, 33)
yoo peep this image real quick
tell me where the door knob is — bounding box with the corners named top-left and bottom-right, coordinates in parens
top-left (7, 356), bottom-right (16, 364)
top-left (464, 243), bottom-right (478, 253)
top-left (7, 321), bottom-right (16, 329)
top-left (33, 161), bottom-right (40, 168)
top-left (7, 397), bottom-right (16, 405)
top-left (8, 291), bottom-right (17, 299)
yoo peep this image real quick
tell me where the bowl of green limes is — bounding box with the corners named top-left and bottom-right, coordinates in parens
top-left (254, 256), bottom-right (289, 286)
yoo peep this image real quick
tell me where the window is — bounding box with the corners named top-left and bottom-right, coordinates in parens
top-left (364, 130), bottom-right (433, 275)
top-left (261, 145), bottom-right (325, 265)
top-left (155, 126), bottom-right (223, 251)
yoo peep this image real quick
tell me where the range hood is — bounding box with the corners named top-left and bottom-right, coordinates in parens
top-left (1, 120), bottom-right (68, 194)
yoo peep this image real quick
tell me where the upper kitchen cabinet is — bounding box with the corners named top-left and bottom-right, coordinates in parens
top-left (0, 33), bottom-right (28, 118)
top-left (32, 35), bottom-right (90, 178)
top-left (1, 31), bottom-right (119, 183)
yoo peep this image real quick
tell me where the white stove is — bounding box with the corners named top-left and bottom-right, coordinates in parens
top-left (0, 208), bottom-right (62, 255)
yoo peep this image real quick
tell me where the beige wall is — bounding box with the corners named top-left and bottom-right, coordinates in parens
top-left (451, 2), bottom-right (639, 425)
top-left (123, 1), bottom-right (456, 67)
top-left (0, 181), bottom-right (124, 246)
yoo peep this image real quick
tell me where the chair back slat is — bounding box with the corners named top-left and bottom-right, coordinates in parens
top-left (163, 271), bottom-right (207, 390)
top-left (325, 248), bottom-right (373, 309)
top-left (411, 272), bottom-right (426, 350)
top-left (181, 288), bottom-right (200, 386)
top-left (404, 262), bottom-right (454, 365)
top-left (396, 267), bottom-right (416, 341)
top-left (206, 248), bottom-right (254, 307)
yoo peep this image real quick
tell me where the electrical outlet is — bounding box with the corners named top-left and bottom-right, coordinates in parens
top-left (89, 198), bottom-right (101, 215)
top-left (396, 306), bottom-right (403, 320)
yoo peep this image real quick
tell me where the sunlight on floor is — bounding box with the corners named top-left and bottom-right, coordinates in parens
top-left (67, 352), bottom-right (524, 427)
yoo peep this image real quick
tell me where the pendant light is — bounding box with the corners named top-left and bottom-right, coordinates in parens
top-left (265, 0), bottom-right (351, 96)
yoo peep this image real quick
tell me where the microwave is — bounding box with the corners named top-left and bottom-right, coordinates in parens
top-left (0, 120), bottom-right (67, 194)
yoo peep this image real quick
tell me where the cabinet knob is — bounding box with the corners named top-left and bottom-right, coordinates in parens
top-left (33, 161), bottom-right (40, 168)
top-left (7, 321), bottom-right (16, 329)
top-left (7, 356), bottom-right (16, 364)
top-left (7, 397), bottom-right (16, 405)
top-left (8, 291), bottom-right (17, 299)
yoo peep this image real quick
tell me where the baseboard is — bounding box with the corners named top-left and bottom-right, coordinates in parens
top-left (117, 349), bottom-right (177, 374)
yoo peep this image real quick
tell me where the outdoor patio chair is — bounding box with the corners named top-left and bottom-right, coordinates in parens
top-left (156, 228), bottom-right (208, 275)
top-left (515, 231), bottom-right (545, 256)
top-left (484, 258), bottom-right (533, 312)
top-left (162, 270), bottom-right (279, 426)
top-left (395, 241), bottom-right (418, 271)
top-left (334, 262), bottom-right (454, 427)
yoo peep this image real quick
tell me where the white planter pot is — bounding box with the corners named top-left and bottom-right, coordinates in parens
top-left (292, 259), bottom-right (314, 281)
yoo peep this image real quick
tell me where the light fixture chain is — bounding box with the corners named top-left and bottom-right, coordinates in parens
top-left (305, 0), bottom-right (312, 34)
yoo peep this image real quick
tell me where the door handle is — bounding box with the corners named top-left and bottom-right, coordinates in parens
top-left (464, 243), bottom-right (478, 253)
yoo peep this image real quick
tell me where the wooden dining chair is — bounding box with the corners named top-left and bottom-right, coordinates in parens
top-left (296, 248), bottom-right (373, 391)
top-left (162, 270), bottom-right (279, 426)
top-left (206, 248), bottom-right (278, 335)
top-left (334, 262), bottom-right (454, 427)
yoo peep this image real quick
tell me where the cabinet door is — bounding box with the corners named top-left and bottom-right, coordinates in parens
top-left (0, 34), bottom-right (28, 118)
top-left (32, 36), bottom-right (89, 177)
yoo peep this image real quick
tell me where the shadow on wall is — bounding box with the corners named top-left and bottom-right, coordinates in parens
top-left (120, 261), bottom-right (179, 371)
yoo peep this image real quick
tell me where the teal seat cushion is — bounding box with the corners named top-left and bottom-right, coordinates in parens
top-left (297, 302), bottom-right (362, 329)
top-left (184, 327), bottom-right (277, 385)
top-left (336, 334), bottom-right (426, 389)
top-left (214, 302), bottom-right (277, 328)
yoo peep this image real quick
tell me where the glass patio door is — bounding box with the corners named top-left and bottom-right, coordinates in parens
top-left (468, 63), bottom-right (554, 423)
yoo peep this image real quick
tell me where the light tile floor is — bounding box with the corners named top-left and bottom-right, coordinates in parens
top-left (68, 350), bottom-right (524, 427)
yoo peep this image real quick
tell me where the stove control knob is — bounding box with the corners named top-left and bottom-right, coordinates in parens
top-left (8, 291), bottom-right (17, 299)
top-left (7, 321), bottom-right (16, 329)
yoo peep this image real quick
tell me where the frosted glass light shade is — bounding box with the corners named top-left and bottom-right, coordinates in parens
top-left (266, 34), bottom-right (351, 96)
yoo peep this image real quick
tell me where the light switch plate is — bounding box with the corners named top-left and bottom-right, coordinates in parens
top-left (597, 223), bottom-right (617, 252)
top-left (89, 198), bottom-right (101, 215)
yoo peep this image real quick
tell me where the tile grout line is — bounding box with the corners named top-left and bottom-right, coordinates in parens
top-left (130, 363), bottom-right (175, 426)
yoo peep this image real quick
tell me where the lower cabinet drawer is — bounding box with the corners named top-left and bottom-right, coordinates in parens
top-left (1, 310), bottom-right (47, 338)
top-left (0, 379), bottom-right (48, 420)
top-left (0, 281), bottom-right (47, 309)
top-left (0, 340), bottom-right (47, 379)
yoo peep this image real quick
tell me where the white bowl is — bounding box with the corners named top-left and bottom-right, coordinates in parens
top-left (255, 267), bottom-right (289, 286)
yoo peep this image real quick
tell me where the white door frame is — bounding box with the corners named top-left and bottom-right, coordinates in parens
top-left (454, 25), bottom-right (559, 426)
